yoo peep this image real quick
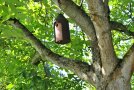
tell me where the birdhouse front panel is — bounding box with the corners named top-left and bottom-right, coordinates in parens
top-left (55, 22), bottom-right (63, 42)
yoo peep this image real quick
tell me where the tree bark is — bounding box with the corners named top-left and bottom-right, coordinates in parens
top-left (106, 77), bottom-right (131, 90)
top-left (97, 76), bottom-right (131, 90)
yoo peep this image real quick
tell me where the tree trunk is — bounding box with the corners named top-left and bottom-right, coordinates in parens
top-left (95, 67), bottom-right (132, 90)
top-left (105, 78), bottom-right (131, 90)
top-left (94, 76), bottom-right (131, 90)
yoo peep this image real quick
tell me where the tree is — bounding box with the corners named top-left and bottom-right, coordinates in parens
top-left (0, 0), bottom-right (134, 90)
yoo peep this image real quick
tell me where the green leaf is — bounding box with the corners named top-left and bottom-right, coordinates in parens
top-left (6, 83), bottom-right (14, 89)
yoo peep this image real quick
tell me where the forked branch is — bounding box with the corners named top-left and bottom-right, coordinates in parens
top-left (8, 18), bottom-right (96, 85)
top-left (121, 44), bottom-right (134, 79)
top-left (110, 21), bottom-right (134, 36)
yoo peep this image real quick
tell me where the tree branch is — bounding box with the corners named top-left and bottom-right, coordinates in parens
top-left (8, 18), bottom-right (96, 85)
top-left (103, 0), bottom-right (110, 20)
top-left (31, 52), bottom-right (41, 66)
top-left (110, 21), bottom-right (134, 36)
top-left (121, 44), bottom-right (134, 80)
top-left (87, 0), bottom-right (117, 75)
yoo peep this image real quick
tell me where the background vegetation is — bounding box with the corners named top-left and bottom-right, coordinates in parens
top-left (0, 0), bottom-right (133, 89)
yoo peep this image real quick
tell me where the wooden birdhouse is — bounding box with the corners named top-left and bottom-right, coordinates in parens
top-left (54, 14), bottom-right (70, 44)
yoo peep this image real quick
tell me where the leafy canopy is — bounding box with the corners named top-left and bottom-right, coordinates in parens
top-left (0, 0), bottom-right (133, 90)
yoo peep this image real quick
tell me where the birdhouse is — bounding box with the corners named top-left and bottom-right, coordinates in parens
top-left (54, 14), bottom-right (70, 44)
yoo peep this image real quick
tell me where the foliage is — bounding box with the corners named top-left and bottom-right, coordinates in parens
top-left (110, 0), bottom-right (134, 57)
top-left (0, 0), bottom-right (90, 89)
top-left (0, 0), bottom-right (133, 90)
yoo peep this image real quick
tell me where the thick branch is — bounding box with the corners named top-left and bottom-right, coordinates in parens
top-left (110, 21), bottom-right (134, 36)
top-left (117, 44), bottom-right (134, 82)
top-left (9, 19), bottom-right (96, 85)
top-left (31, 52), bottom-right (41, 66)
top-left (121, 44), bottom-right (134, 80)
top-left (103, 0), bottom-right (110, 20)
top-left (87, 0), bottom-right (117, 75)
top-left (87, 0), bottom-right (107, 19)
top-left (0, 23), bottom-right (24, 38)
